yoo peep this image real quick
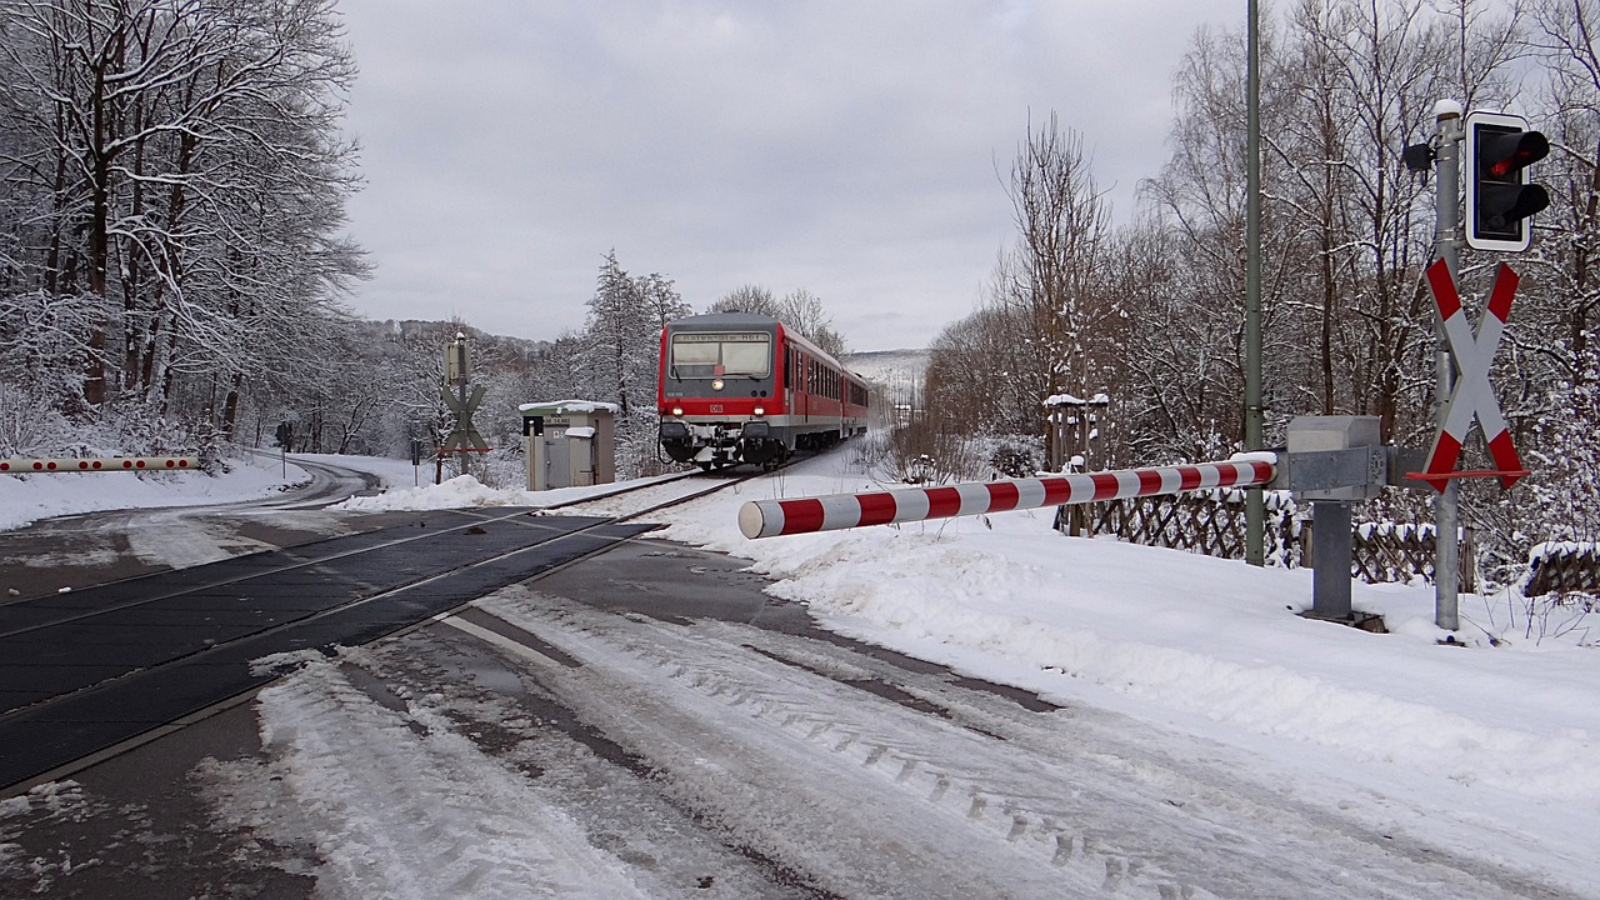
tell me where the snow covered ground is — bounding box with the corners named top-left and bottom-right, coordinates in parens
top-left (3, 446), bottom-right (1597, 893)
top-left (0, 451), bottom-right (294, 532)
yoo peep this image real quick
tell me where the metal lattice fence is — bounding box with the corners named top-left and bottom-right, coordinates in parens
top-left (1084, 489), bottom-right (1478, 591)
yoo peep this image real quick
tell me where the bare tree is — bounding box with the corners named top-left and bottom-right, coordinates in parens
top-left (778, 289), bottom-right (846, 358)
top-left (707, 284), bottom-right (780, 317)
top-left (707, 283), bottom-right (845, 357)
top-left (1003, 111), bottom-right (1118, 463)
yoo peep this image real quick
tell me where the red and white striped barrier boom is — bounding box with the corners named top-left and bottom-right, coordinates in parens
top-left (739, 458), bottom-right (1277, 539)
top-left (0, 456), bottom-right (200, 473)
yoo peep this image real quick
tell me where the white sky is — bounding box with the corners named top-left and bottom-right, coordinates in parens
top-left (333, 0), bottom-right (1244, 353)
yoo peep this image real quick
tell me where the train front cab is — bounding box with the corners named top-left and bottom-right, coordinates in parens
top-left (658, 317), bottom-right (788, 469)
top-left (658, 313), bottom-right (866, 470)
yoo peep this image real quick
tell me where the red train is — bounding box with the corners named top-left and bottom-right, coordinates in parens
top-left (658, 312), bottom-right (869, 470)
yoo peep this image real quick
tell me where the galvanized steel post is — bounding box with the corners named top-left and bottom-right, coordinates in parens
top-left (1433, 101), bottom-right (1465, 632)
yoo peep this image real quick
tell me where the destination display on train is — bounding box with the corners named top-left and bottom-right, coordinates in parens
top-left (675, 333), bottom-right (769, 342)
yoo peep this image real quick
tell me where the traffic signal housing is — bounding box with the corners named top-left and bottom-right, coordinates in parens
top-left (1463, 110), bottom-right (1549, 252)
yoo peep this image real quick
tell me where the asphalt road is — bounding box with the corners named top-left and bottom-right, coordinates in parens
top-left (0, 530), bottom-right (806, 898)
top-left (0, 466), bottom-right (1083, 900)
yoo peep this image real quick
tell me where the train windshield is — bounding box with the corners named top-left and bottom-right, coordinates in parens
top-left (668, 332), bottom-right (771, 379)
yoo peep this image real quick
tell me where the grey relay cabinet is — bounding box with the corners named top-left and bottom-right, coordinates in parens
top-left (519, 400), bottom-right (617, 491)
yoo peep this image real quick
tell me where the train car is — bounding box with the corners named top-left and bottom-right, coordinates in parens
top-left (658, 312), bottom-right (869, 470)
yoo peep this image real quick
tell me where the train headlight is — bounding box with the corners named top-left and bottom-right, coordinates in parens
top-left (753, 406), bottom-right (765, 416)
top-left (711, 378), bottom-right (725, 391)
top-left (671, 406), bottom-right (684, 417)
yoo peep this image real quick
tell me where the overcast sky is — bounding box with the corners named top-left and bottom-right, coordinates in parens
top-left (334, 0), bottom-right (1243, 353)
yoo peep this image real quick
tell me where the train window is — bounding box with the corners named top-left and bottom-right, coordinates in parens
top-left (722, 337), bottom-right (770, 376)
top-left (669, 338), bottom-right (720, 376)
top-left (668, 332), bottom-right (771, 379)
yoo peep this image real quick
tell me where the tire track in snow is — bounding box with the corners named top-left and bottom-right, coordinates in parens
top-left (204, 651), bottom-right (655, 900)
top-left (471, 587), bottom-right (1583, 900)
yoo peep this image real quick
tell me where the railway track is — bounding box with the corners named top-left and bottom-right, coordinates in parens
top-left (0, 465), bottom-right (767, 795)
top-left (534, 466), bottom-right (769, 519)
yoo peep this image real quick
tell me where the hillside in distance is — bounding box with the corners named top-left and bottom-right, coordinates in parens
top-left (843, 348), bottom-right (928, 395)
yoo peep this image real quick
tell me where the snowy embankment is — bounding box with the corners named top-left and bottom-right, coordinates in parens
top-left (4, 449), bottom-right (1596, 887)
top-left (657, 467), bottom-right (1599, 802)
top-left (0, 452), bottom-right (297, 532)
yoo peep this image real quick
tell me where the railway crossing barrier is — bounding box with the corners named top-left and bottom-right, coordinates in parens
top-left (741, 415), bottom-right (1396, 622)
top-left (0, 456), bottom-right (199, 473)
top-left (738, 460), bottom-right (1276, 540)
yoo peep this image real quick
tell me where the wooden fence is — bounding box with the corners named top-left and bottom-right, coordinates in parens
top-left (1524, 544), bottom-right (1600, 597)
top-left (1082, 489), bottom-right (1477, 591)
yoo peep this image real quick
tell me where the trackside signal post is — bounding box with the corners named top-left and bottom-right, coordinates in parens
top-left (1428, 102), bottom-right (1466, 631)
top-left (1406, 101), bottom-right (1546, 629)
top-left (440, 332), bottom-right (490, 480)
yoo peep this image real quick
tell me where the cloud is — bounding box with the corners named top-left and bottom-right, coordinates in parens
top-left (337, 0), bottom-right (1240, 351)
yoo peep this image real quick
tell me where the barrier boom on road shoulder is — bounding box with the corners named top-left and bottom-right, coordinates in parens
top-left (739, 459), bottom-right (1277, 539)
top-left (0, 456), bottom-right (200, 474)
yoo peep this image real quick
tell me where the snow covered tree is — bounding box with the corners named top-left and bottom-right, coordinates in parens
top-left (1457, 0), bottom-right (1600, 572)
top-left (571, 251), bottom-right (688, 476)
top-left (1121, 0), bottom-right (1520, 462)
top-left (639, 271), bottom-right (693, 333)
top-left (708, 284), bottom-right (779, 317)
top-left (0, 0), bottom-right (366, 444)
top-left (577, 250), bottom-right (656, 418)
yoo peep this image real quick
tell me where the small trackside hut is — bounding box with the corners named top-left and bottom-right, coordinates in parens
top-left (657, 312), bottom-right (868, 471)
top-left (520, 400), bottom-right (617, 490)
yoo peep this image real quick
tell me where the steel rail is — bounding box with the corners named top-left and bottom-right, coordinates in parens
top-left (1, 466), bottom-right (767, 724)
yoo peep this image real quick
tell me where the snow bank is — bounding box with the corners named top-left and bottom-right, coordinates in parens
top-left (652, 455), bottom-right (1600, 816)
top-left (0, 453), bottom-right (298, 531)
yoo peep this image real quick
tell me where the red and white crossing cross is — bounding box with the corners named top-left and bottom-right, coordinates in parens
top-left (1423, 259), bottom-right (1525, 490)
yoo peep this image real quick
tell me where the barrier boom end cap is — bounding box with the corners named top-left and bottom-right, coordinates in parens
top-left (738, 502), bottom-right (767, 539)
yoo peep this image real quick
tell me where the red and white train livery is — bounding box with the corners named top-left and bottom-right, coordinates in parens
top-left (657, 313), bottom-right (869, 470)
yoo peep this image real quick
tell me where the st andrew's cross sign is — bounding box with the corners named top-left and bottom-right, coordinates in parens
top-left (440, 384), bottom-right (490, 454)
top-left (1419, 259), bottom-right (1528, 490)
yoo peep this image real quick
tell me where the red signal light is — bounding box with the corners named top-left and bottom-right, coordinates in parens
top-left (1464, 111), bottom-right (1549, 252)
